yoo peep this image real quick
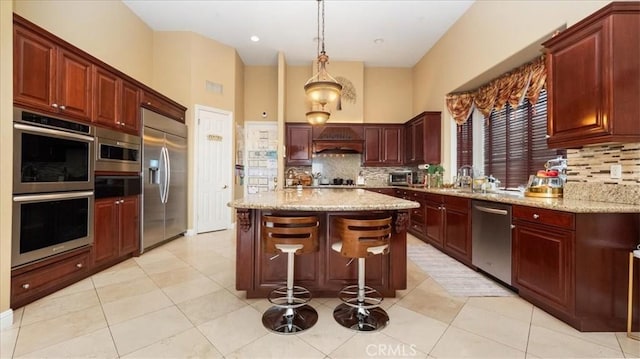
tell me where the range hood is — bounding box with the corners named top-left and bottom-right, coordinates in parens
top-left (312, 126), bottom-right (364, 154)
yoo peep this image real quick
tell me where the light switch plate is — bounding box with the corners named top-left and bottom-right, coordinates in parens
top-left (610, 164), bottom-right (622, 179)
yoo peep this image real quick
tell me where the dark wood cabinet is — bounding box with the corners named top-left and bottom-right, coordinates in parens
top-left (366, 188), bottom-right (398, 197)
top-left (421, 193), bottom-right (472, 266)
top-left (93, 196), bottom-right (140, 269)
top-left (285, 124), bottom-right (313, 166)
top-left (141, 90), bottom-right (186, 123)
top-left (397, 189), bottom-right (426, 237)
top-left (10, 247), bottom-right (91, 309)
top-left (544, 2), bottom-right (640, 148)
top-left (363, 125), bottom-right (403, 166)
top-left (93, 67), bottom-right (140, 134)
top-left (236, 209), bottom-right (408, 298)
top-left (512, 204), bottom-right (639, 332)
top-left (404, 112), bottom-right (441, 165)
top-left (442, 195), bottom-right (472, 265)
top-left (14, 24), bottom-right (92, 122)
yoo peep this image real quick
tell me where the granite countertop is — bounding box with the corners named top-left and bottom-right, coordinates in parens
top-left (399, 186), bottom-right (640, 214)
top-left (228, 188), bottom-right (420, 211)
top-left (281, 185), bottom-right (640, 213)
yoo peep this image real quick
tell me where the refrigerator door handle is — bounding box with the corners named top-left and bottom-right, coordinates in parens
top-left (160, 146), bottom-right (170, 204)
top-left (158, 146), bottom-right (166, 202)
top-left (164, 145), bottom-right (171, 204)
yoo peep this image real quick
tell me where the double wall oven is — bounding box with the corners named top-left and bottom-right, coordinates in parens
top-left (12, 108), bottom-right (95, 267)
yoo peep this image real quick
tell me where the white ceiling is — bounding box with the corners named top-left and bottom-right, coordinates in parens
top-left (122, 0), bottom-right (475, 67)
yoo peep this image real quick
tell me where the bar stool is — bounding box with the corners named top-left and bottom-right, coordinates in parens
top-left (627, 247), bottom-right (640, 341)
top-left (332, 216), bottom-right (392, 332)
top-left (261, 215), bottom-right (319, 334)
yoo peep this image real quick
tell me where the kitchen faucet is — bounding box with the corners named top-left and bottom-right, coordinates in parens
top-left (456, 165), bottom-right (475, 190)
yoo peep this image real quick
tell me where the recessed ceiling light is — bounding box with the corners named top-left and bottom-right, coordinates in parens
top-left (250, 35), bottom-right (260, 42)
top-left (374, 38), bottom-right (384, 45)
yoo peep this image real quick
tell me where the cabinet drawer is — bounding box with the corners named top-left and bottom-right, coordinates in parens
top-left (11, 249), bottom-right (90, 306)
top-left (425, 193), bottom-right (443, 203)
top-left (443, 195), bottom-right (469, 212)
top-left (513, 205), bottom-right (575, 230)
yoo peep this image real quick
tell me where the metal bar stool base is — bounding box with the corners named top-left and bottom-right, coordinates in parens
top-left (333, 303), bottom-right (389, 332)
top-left (262, 305), bottom-right (318, 335)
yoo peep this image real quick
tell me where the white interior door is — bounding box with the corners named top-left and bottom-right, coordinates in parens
top-left (195, 106), bottom-right (232, 233)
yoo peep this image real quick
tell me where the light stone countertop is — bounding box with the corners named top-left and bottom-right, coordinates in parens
top-left (279, 185), bottom-right (640, 213)
top-left (228, 188), bottom-right (420, 211)
top-left (398, 187), bottom-right (640, 214)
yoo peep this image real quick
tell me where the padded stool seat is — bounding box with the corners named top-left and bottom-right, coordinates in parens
top-left (261, 215), bottom-right (319, 334)
top-left (332, 216), bottom-right (392, 332)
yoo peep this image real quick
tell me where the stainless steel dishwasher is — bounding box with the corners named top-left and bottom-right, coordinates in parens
top-left (472, 200), bottom-right (513, 285)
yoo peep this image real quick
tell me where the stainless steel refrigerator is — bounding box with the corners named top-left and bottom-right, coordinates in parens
top-left (141, 108), bottom-right (188, 252)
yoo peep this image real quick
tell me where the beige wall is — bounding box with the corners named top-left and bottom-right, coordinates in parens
top-left (244, 66), bottom-right (278, 122)
top-left (412, 0), bottom-right (612, 179)
top-left (13, 0), bottom-right (154, 85)
top-left (364, 68), bottom-right (413, 123)
top-left (1, 0), bottom-right (14, 316)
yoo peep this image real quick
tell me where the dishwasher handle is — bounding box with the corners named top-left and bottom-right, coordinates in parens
top-left (474, 204), bottom-right (509, 216)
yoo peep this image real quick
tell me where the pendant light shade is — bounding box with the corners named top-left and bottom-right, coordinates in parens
top-left (304, 0), bottom-right (341, 124)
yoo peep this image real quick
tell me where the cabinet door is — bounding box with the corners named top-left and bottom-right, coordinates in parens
top-left (141, 90), bottom-right (185, 122)
top-left (382, 126), bottom-right (403, 165)
top-left (404, 121), bottom-right (417, 164)
top-left (93, 66), bottom-right (118, 127)
top-left (363, 127), bottom-right (383, 164)
top-left (56, 49), bottom-right (92, 121)
top-left (443, 207), bottom-right (471, 265)
top-left (93, 198), bottom-right (118, 266)
top-left (13, 25), bottom-right (56, 112)
top-left (423, 112), bottom-right (441, 164)
top-left (121, 80), bottom-right (140, 134)
top-left (119, 196), bottom-right (140, 255)
top-left (513, 221), bottom-right (574, 312)
top-left (412, 118), bottom-right (425, 164)
top-left (424, 200), bottom-right (444, 249)
top-left (285, 124), bottom-right (313, 166)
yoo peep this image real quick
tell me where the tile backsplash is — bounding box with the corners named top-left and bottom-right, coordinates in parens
top-left (565, 142), bottom-right (640, 205)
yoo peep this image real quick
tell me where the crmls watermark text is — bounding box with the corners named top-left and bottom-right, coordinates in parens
top-left (366, 343), bottom-right (418, 357)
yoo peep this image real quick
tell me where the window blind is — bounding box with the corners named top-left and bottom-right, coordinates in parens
top-left (456, 115), bottom-right (473, 169)
top-left (483, 90), bottom-right (565, 188)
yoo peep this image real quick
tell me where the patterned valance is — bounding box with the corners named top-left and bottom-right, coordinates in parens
top-left (446, 56), bottom-right (546, 125)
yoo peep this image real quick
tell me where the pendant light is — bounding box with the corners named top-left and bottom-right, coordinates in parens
top-left (305, 0), bottom-right (342, 125)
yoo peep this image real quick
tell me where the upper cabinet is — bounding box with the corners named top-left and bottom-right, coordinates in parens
top-left (141, 90), bottom-right (186, 123)
top-left (13, 14), bottom-right (187, 130)
top-left (363, 125), bottom-right (403, 166)
top-left (285, 123), bottom-right (313, 166)
top-left (544, 2), bottom-right (640, 148)
top-left (14, 24), bottom-right (93, 122)
top-left (93, 67), bottom-right (141, 135)
top-left (404, 111), bottom-right (441, 165)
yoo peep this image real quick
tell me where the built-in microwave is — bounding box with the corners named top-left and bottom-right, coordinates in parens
top-left (388, 171), bottom-right (416, 186)
top-left (95, 127), bottom-right (141, 173)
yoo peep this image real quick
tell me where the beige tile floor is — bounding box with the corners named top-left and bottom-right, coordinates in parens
top-left (2, 230), bottom-right (639, 359)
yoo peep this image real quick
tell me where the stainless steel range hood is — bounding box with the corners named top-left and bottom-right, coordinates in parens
top-left (312, 126), bottom-right (364, 154)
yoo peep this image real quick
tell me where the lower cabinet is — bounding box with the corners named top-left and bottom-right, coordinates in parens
top-left (93, 195), bottom-right (140, 268)
top-left (512, 208), bottom-right (575, 314)
top-left (10, 247), bottom-right (91, 308)
top-left (422, 193), bottom-right (472, 266)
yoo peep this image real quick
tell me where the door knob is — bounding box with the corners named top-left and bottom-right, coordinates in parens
top-left (223, 185), bottom-right (228, 189)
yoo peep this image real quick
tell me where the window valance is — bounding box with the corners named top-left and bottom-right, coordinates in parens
top-left (446, 56), bottom-right (546, 125)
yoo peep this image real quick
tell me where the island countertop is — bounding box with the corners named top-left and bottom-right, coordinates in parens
top-left (228, 188), bottom-right (420, 211)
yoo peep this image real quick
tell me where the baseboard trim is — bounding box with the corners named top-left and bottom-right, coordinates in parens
top-left (0, 309), bottom-right (13, 330)
top-left (184, 229), bottom-right (197, 237)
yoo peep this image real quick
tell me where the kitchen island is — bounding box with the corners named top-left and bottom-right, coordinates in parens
top-left (228, 188), bottom-right (420, 298)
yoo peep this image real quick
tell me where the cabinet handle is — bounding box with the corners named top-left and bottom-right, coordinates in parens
top-left (59, 105), bottom-right (66, 110)
top-left (533, 214), bottom-right (540, 219)
top-left (51, 103), bottom-right (59, 108)
top-left (545, 134), bottom-right (550, 139)
top-left (22, 283), bottom-right (30, 289)
top-left (146, 101), bottom-right (152, 105)
top-left (76, 263), bottom-right (83, 268)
